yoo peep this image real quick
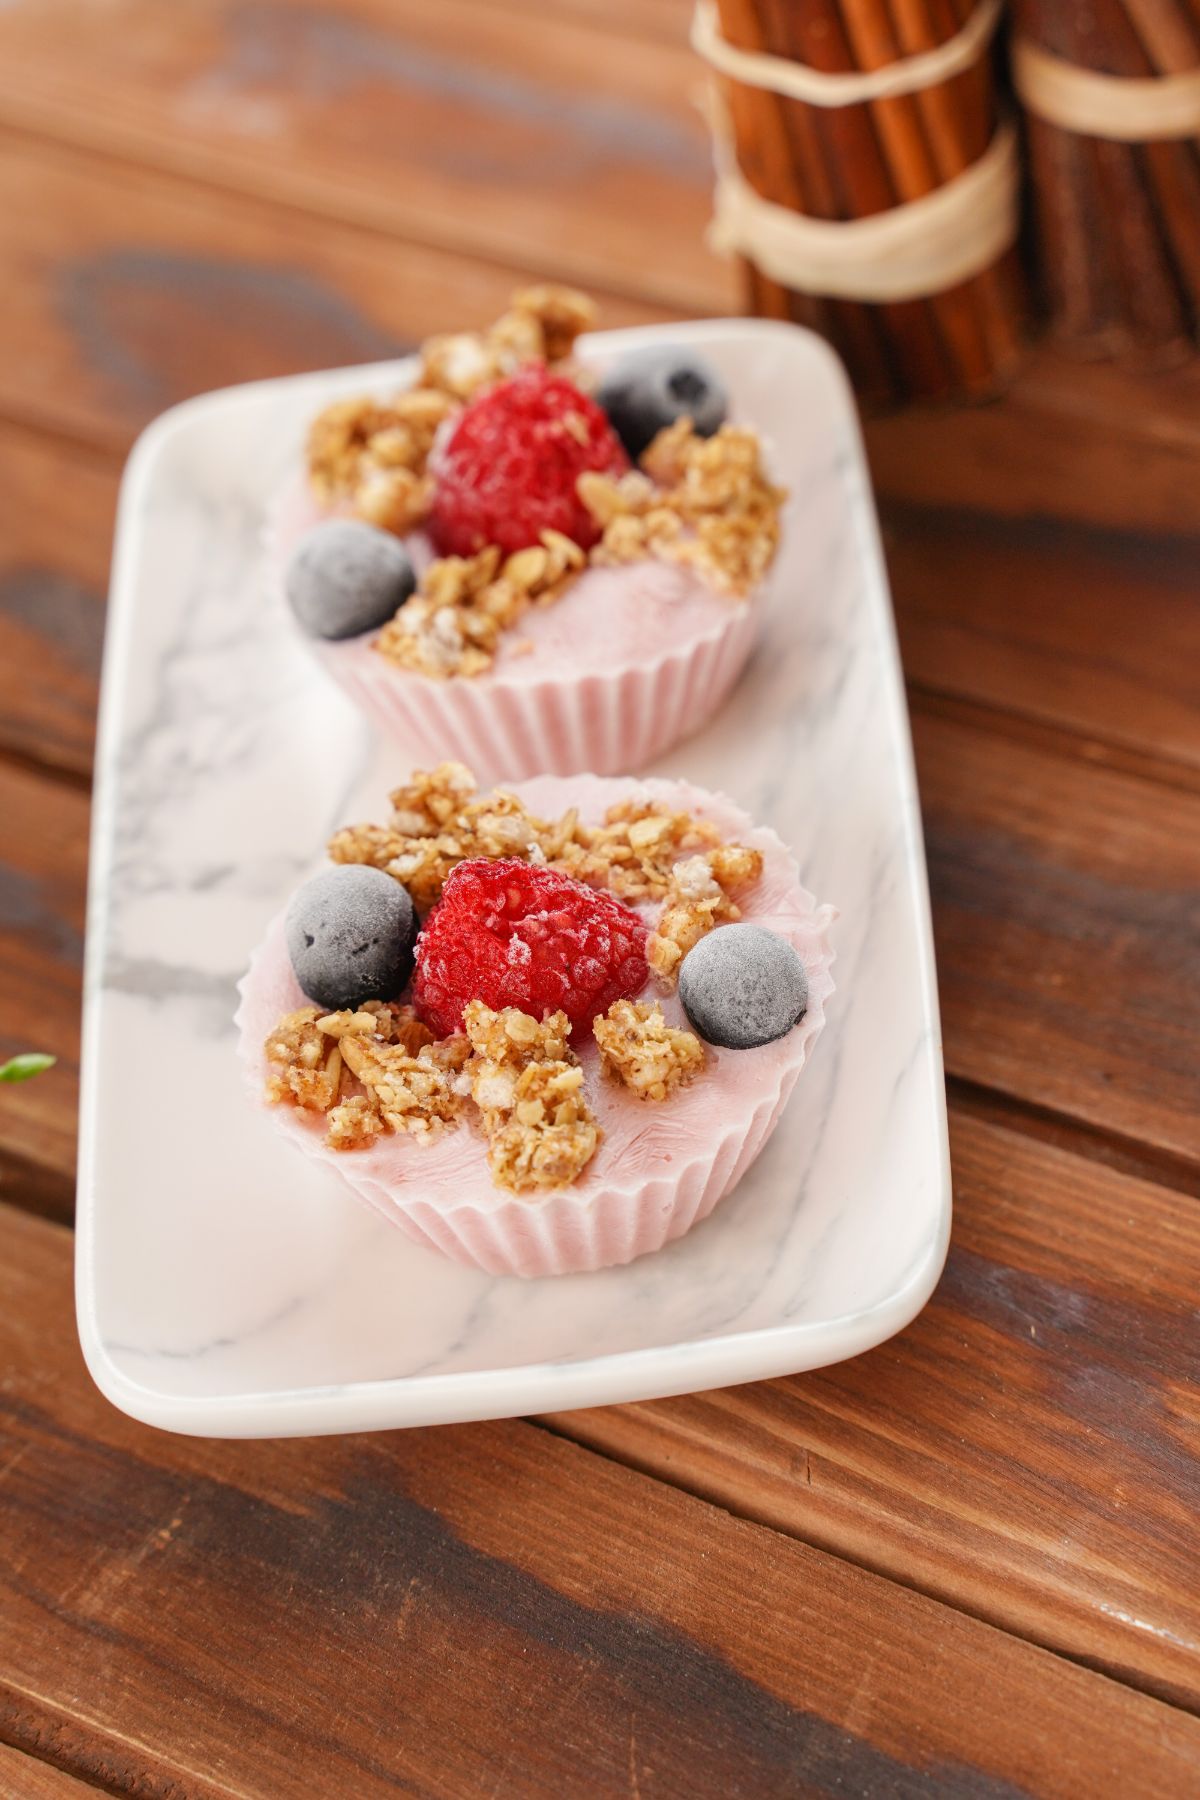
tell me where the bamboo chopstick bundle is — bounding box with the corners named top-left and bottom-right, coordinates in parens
top-left (697, 0), bottom-right (1027, 408)
top-left (1014, 0), bottom-right (1200, 364)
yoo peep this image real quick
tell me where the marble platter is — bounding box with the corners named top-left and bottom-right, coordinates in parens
top-left (77, 320), bottom-right (950, 1437)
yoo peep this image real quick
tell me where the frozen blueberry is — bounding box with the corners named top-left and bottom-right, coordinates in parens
top-left (679, 924), bottom-right (808, 1050)
top-left (286, 865), bottom-right (417, 1011)
top-left (285, 519), bottom-right (415, 641)
top-left (597, 347), bottom-right (727, 461)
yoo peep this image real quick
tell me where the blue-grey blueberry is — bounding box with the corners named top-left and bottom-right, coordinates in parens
top-left (285, 519), bottom-right (415, 641)
top-left (678, 923), bottom-right (808, 1050)
top-left (597, 347), bottom-right (727, 462)
top-left (286, 865), bottom-right (416, 1011)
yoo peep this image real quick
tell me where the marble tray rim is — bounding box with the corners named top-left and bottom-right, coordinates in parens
top-left (76, 317), bottom-right (951, 1438)
top-left (77, 1239), bottom-right (945, 1436)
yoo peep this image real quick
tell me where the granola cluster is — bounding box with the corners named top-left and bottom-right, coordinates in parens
top-left (463, 1002), bottom-right (599, 1192)
top-left (580, 418), bottom-right (785, 598)
top-left (327, 762), bottom-right (762, 955)
top-left (265, 1001), bottom-right (471, 1151)
top-left (264, 1008), bottom-right (344, 1113)
top-left (418, 284), bottom-right (596, 401)
top-left (265, 992), bottom-right (601, 1191)
top-left (646, 845), bottom-right (763, 989)
top-left (263, 767), bottom-right (768, 1187)
top-left (305, 286), bottom-right (594, 535)
top-left (374, 532), bottom-right (584, 679)
top-left (593, 1000), bottom-right (704, 1100)
top-left (328, 761), bottom-right (582, 913)
top-left (559, 799), bottom-right (735, 901)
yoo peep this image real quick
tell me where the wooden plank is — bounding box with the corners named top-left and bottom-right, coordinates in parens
top-left (0, 762), bottom-right (88, 1205)
top-left (867, 345), bottom-right (1200, 535)
top-left (886, 502), bottom-right (1200, 779)
top-left (3, 1206), bottom-right (1199, 1798)
top-left (0, 0), bottom-right (727, 316)
top-left (0, 133), bottom-right (670, 453)
top-left (528, 0), bottom-right (695, 39)
top-left (916, 707), bottom-right (1200, 1166)
top-left (0, 1742), bottom-right (98, 1797)
top-left (548, 1109), bottom-right (1200, 1714)
top-left (0, 425), bottom-right (113, 779)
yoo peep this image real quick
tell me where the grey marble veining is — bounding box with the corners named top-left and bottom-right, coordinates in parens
top-left (76, 321), bottom-right (950, 1437)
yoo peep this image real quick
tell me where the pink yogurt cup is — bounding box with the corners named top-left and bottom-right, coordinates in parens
top-left (236, 774), bottom-right (835, 1278)
top-left (266, 478), bottom-right (761, 783)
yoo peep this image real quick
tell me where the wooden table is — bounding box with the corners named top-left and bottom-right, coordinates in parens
top-left (0, 3), bottom-right (1198, 1794)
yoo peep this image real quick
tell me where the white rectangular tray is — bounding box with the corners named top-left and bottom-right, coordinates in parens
top-left (77, 320), bottom-right (949, 1436)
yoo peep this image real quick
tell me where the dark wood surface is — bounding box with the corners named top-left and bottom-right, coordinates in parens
top-left (3, 1205), bottom-right (1200, 1800)
top-left (0, 2), bottom-right (1197, 1795)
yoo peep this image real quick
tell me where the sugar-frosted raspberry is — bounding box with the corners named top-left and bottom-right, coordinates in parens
top-left (413, 859), bottom-right (648, 1039)
top-left (428, 364), bottom-right (629, 557)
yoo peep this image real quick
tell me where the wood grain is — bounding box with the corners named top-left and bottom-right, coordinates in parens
top-left (0, 424), bottom-right (113, 779)
top-left (0, 0), bottom-right (727, 315)
top-left (885, 502), bottom-right (1200, 778)
top-left (0, 762), bottom-right (88, 1208)
top-left (916, 707), bottom-right (1200, 1166)
top-left (0, 1742), bottom-right (97, 1797)
top-left (0, 132), bottom-right (669, 453)
top-left (4, 1204), bottom-right (1200, 1799)
top-left (866, 343), bottom-right (1200, 533)
top-left (548, 1109), bottom-right (1200, 1712)
top-left (533, 0), bottom-right (696, 40)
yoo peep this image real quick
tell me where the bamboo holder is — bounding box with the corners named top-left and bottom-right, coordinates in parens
top-left (699, 0), bottom-right (1027, 408)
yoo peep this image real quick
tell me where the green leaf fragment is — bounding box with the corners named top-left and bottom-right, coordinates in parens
top-left (0, 1053), bottom-right (57, 1083)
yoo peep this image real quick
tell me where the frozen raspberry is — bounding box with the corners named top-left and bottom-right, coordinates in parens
top-left (413, 859), bottom-right (648, 1039)
top-left (428, 364), bottom-right (629, 558)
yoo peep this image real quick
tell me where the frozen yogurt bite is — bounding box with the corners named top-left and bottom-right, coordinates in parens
top-left (237, 763), bottom-right (834, 1277)
top-left (269, 288), bottom-right (785, 780)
